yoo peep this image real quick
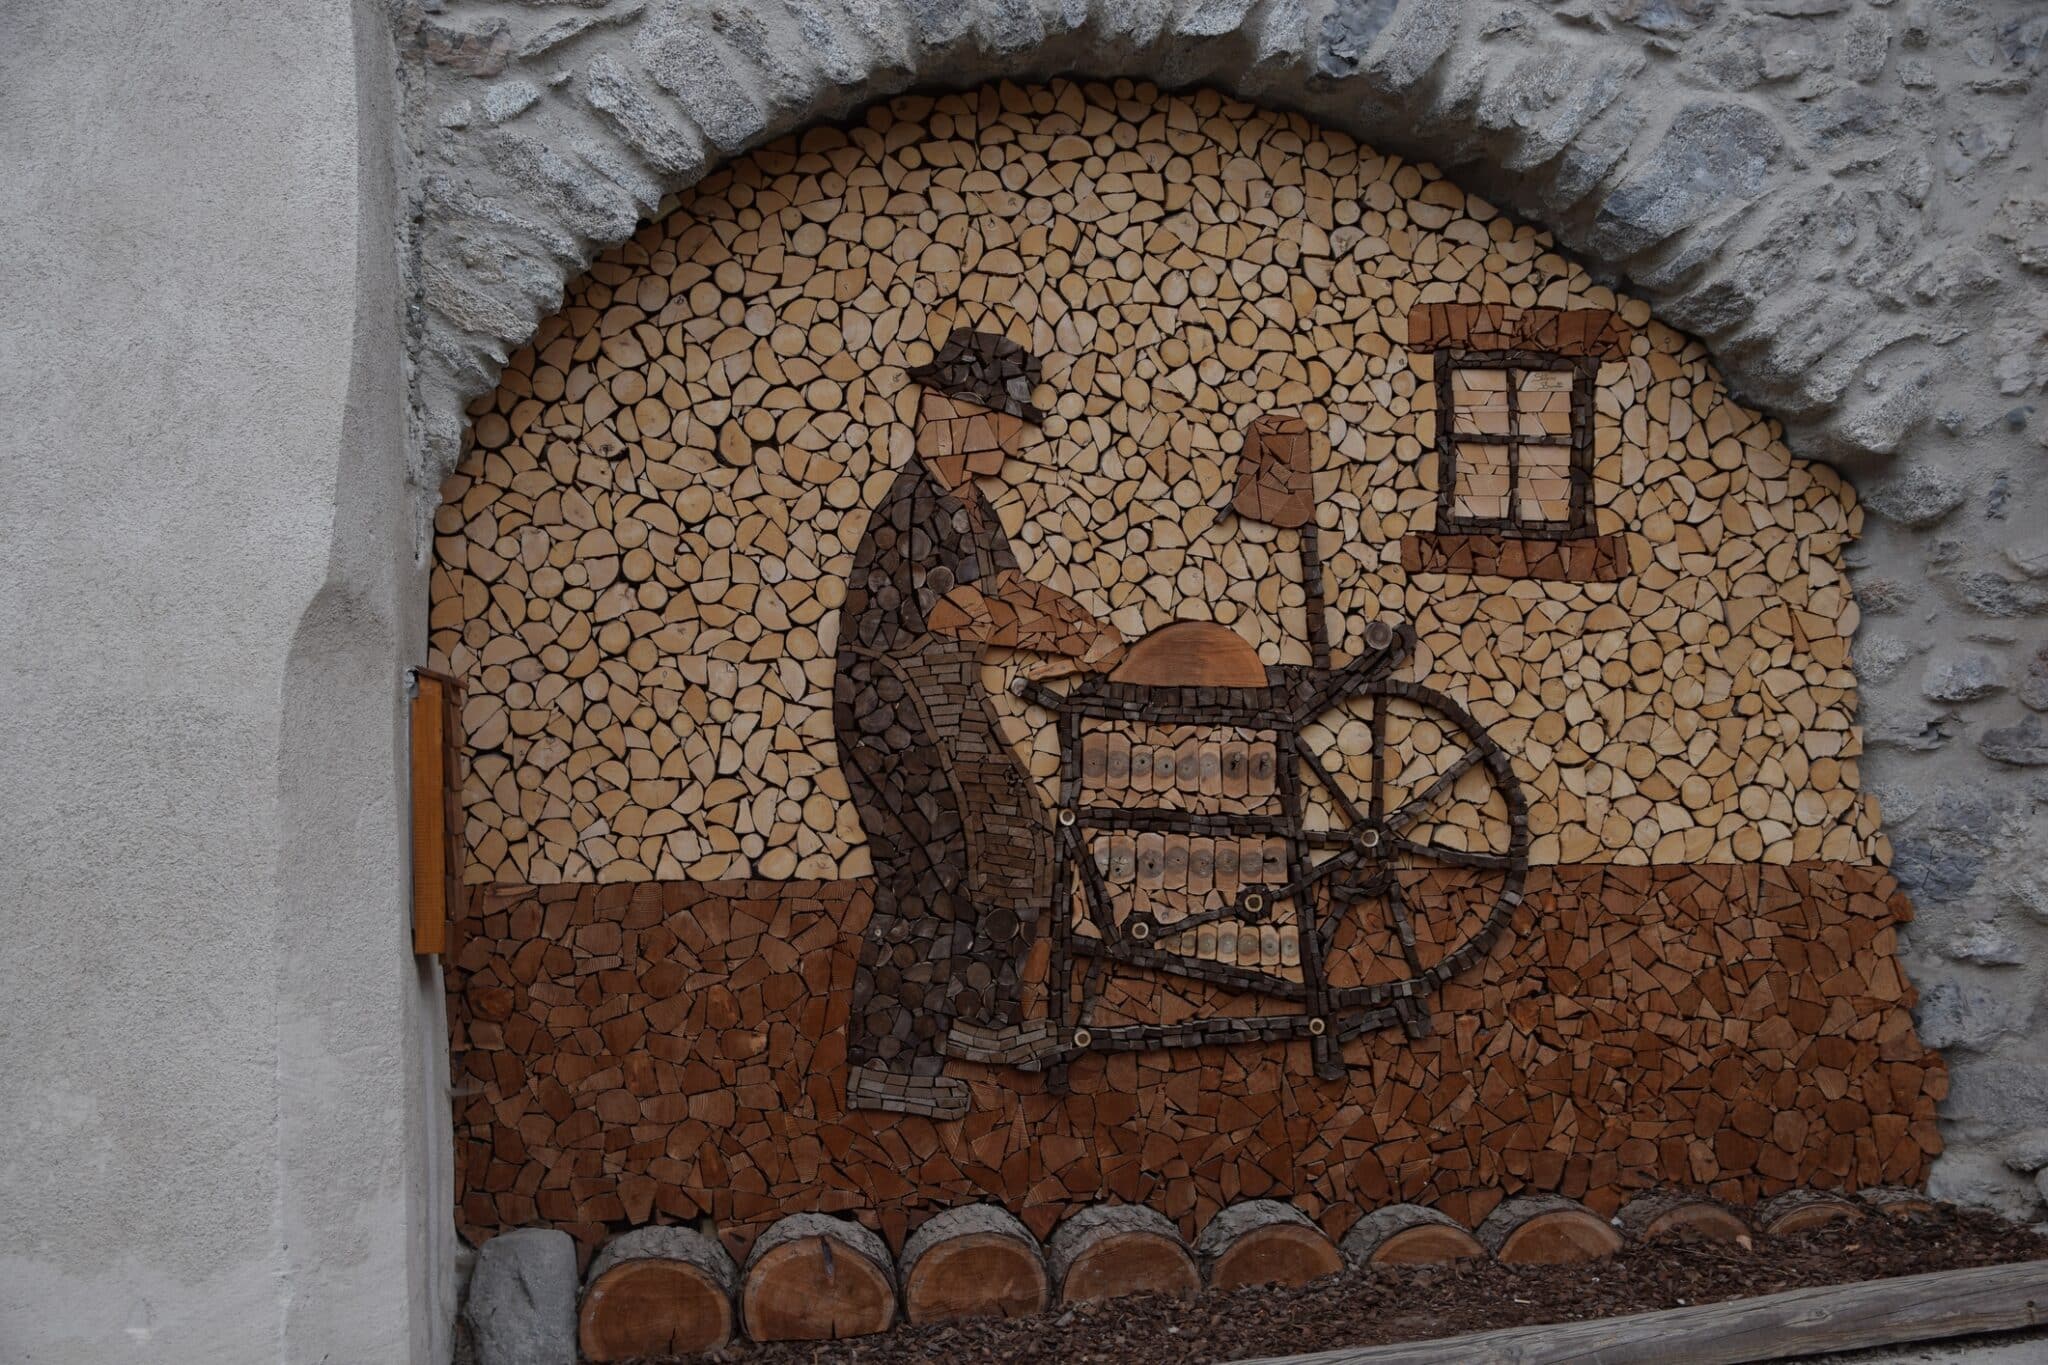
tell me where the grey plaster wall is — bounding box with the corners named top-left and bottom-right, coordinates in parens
top-left (395, 0), bottom-right (2048, 1218)
top-left (0, 1), bottom-right (452, 1362)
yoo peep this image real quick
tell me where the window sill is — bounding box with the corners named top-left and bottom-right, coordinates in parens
top-left (1401, 530), bottom-right (1629, 583)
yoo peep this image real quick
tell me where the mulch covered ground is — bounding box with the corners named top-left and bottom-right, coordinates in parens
top-left (692, 1205), bottom-right (2045, 1365)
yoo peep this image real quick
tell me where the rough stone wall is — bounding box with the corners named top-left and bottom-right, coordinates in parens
top-left (395, 0), bottom-right (2048, 1218)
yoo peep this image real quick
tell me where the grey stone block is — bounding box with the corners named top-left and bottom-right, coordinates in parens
top-left (636, 27), bottom-right (771, 153)
top-left (1864, 466), bottom-right (1967, 528)
top-left (2004, 1130), bottom-right (2048, 1174)
top-left (1591, 103), bottom-right (1780, 258)
top-left (1915, 978), bottom-right (2033, 1051)
top-left (1315, 0), bottom-right (1401, 77)
top-left (1958, 572), bottom-right (2048, 619)
top-left (1857, 635), bottom-right (1918, 685)
top-left (465, 1229), bottom-right (578, 1365)
top-left (1923, 649), bottom-right (2007, 703)
top-left (1945, 921), bottom-right (2025, 967)
top-left (582, 54), bottom-right (705, 178)
top-left (1982, 715), bottom-right (2048, 766)
top-left (480, 80), bottom-right (542, 125)
top-left (2018, 647), bottom-right (2048, 712)
top-left (1928, 1148), bottom-right (2046, 1221)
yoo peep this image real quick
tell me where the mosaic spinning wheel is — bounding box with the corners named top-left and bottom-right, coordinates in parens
top-left (1014, 618), bottom-right (1529, 1082)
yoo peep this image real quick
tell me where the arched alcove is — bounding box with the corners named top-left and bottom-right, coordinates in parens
top-left (435, 81), bottom-right (1943, 1259)
top-left (401, 0), bottom-right (2048, 1234)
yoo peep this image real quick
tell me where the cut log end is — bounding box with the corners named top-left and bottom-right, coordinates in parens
top-left (1615, 1193), bottom-right (1750, 1244)
top-left (1209, 1222), bottom-right (1341, 1291)
top-left (742, 1217), bottom-right (897, 1342)
top-left (1759, 1190), bottom-right (1866, 1236)
top-left (1370, 1222), bottom-right (1488, 1265)
top-left (579, 1258), bottom-right (734, 1361)
top-left (1478, 1196), bottom-right (1622, 1265)
top-left (1858, 1186), bottom-right (1939, 1220)
top-left (902, 1230), bottom-right (1047, 1324)
top-left (1197, 1201), bottom-right (1342, 1291)
top-left (1050, 1206), bottom-right (1199, 1306)
top-left (1341, 1205), bottom-right (1484, 1267)
top-left (1059, 1230), bottom-right (1201, 1305)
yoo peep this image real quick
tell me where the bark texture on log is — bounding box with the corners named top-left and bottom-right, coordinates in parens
top-left (1758, 1190), bottom-right (1865, 1235)
top-left (579, 1227), bottom-right (739, 1361)
top-left (741, 1213), bottom-right (897, 1342)
top-left (1857, 1186), bottom-right (1938, 1219)
top-left (1339, 1204), bottom-right (1485, 1266)
top-left (1476, 1195), bottom-right (1622, 1264)
top-left (1613, 1193), bottom-right (1750, 1244)
top-left (1047, 1205), bottom-right (1199, 1306)
top-left (1195, 1200), bottom-right (1342, 1290)
top-left (898, 1204), bottom-right (1047, 1325)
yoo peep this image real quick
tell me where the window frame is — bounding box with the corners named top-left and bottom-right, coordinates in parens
top-left (1435, 350), bottom-right (1598, 540)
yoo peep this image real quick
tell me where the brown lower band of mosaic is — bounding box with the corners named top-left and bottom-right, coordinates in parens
top-left (1400, 530), bottom-right (1631, 582)
top-left (449, 862), bottom-right (1943, 1261)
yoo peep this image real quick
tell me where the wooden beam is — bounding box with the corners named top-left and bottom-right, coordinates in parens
top-left (410, 669), bottom-right (464, 956)
top-left (1228, 1258), bottom-right (2048, 1365)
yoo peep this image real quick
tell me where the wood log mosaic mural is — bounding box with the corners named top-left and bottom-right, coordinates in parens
top-left (433, 80), bottom-right (1945, 1283)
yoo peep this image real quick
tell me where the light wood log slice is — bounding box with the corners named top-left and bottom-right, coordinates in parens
top-left (898, 1205), bottom-right (1048, 1325)
top-left (579, 1226), bottom-right (738, 1361)
top-left (1047, 1205), bottom-right (1200, 1306)
top-left (741, 1214), bottom-right (896, 1342)
top-left (1340, 1204), bottom-right (1485, 1267)
top-left (1111, 621), bottom-right (1269, 688)
top-left (1857, 1186), bottom-right (1940, 1219)
top-left (1196, 1200), bottom-right (1342, 1290)
top-left (1476, 1195), bottom-right (1622, 1265)
top-left (1614, 1192), bottom-right (1751, 1244)
top-left (1758, 1190), bottom-right (1866, 1236)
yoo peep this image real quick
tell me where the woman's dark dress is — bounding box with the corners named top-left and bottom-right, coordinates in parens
top-left (834, 459), bottom-right (1052, 1075)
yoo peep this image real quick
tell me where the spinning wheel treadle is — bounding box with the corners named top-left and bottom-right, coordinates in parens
top-left (1013, 619), bottom-right (1529, 1081)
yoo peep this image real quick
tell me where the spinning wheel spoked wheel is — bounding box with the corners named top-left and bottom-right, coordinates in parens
top-left (1292, 674), bottom-right (1530, 1052)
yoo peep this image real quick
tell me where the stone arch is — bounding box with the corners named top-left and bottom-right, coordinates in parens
top-left (403, 0), bottom-right (2038, 490)
top-left (404, 3), bottom-right (2048, 1216)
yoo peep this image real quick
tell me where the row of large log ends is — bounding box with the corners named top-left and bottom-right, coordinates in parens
top-left (575, 1187), bottom-right (1933, 1359)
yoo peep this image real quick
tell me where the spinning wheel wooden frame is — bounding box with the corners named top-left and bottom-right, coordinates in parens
top-left (1015, 624), bottom-right (1530, 1083)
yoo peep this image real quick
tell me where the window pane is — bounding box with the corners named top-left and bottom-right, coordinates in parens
top-left (1518, 443), bottom-right (1573, 524)
top-left (1515, 368), bottom-right (1574, 439)
top-left (1453, 441), bottom-right (1510, 520)
top-left (1451, 367), bottom-right (1511, 436)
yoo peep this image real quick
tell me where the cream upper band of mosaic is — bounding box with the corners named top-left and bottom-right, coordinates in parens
top-left (431, 83), bottom-right (1877, 888)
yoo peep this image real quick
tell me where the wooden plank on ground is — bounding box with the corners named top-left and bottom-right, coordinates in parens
top-left (1228, 1258), bottom-right (2048, 1365)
